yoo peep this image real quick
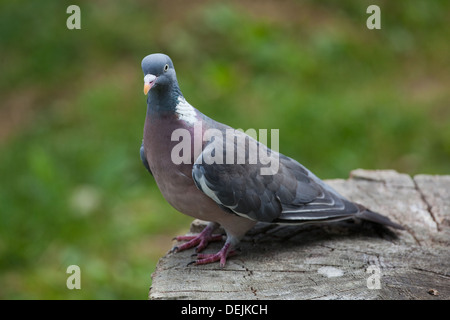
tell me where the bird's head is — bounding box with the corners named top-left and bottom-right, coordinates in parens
top-left (141, 53), bottom-right (177, 95)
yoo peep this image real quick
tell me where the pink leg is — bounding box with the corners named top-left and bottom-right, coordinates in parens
top-left (172, 223), bottom-right (223, 253)
top-left (191, 243), bottom-right (237, 267)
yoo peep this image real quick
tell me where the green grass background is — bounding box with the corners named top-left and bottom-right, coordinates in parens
top-left (0, 0), bottom-right (448, 299)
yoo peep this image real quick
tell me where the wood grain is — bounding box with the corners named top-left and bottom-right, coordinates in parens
top-left (149, 170), bottom-right (450, 299)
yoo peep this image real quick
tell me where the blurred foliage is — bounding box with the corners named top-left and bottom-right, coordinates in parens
top-left (0, 0), bottom-right (449, 299)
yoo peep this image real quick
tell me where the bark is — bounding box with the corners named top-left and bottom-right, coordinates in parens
top-left (149, 169), bottom-right (450, 299)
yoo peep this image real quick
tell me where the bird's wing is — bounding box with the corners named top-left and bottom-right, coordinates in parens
top-left (192, 129), bottom-right (359, 223)
top-left (140, 141), bottom-right (152, 176)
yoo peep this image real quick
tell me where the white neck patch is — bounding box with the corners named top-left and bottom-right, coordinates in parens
top-left (175, 97), bottom-right (197, 125)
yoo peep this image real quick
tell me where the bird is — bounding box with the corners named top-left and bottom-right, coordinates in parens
top-left (140, 53), bottom-right (403, 267)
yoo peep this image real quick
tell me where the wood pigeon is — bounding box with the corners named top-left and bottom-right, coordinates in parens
top-left (140, 53), bottom-right (403, 267)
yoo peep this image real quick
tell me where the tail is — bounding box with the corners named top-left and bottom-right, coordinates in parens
top-left (355, 203), bottom-right (404, 230)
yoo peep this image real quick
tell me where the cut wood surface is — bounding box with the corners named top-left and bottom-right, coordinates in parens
top-left (149, 169), bottom-right (450, 300)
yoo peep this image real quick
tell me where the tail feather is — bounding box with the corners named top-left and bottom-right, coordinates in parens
top-left (355, 204), bottom-right (404, 230)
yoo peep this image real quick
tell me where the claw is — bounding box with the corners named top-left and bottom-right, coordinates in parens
top-left (186, 260), bottom-right (197, 267)
top-left (169, 246), bottom-right (179, 254)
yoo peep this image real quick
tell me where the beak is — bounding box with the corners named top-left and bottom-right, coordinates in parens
top-left (143, 74), bottom-right (156, 95)
top-left (143, 83), bottom-right (151, 95)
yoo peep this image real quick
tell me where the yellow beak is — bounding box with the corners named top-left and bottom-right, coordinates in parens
top-left (143, 83), bottom-right (151, 95)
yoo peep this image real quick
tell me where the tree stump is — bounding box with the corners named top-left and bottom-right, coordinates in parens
top-left (149, 169), bottom-right (450, 299)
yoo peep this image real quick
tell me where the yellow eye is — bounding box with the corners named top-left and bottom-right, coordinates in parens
top-left (164, 64), bottom-right (169, 72)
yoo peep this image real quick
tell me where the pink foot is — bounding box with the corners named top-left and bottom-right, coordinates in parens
top-left (189, 243), bottom-right (237, 267)
top-left (172, 224), bottom-right (223, 253)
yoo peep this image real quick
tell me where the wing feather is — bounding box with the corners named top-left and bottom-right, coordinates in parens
top-left (192, 129), bottom-right (359, 224)
top-left (140, 141), bottom-right (152, 176)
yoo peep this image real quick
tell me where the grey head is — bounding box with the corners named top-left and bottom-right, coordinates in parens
top-left (141, 53), bottom-right (182, 110)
